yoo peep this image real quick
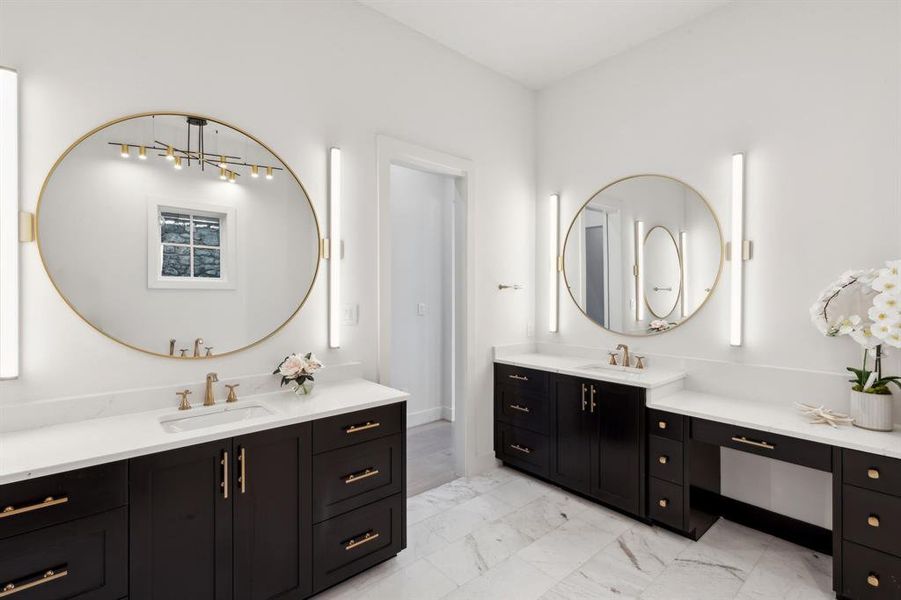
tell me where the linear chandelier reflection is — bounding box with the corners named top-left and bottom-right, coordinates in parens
top-left (108, 116), bottom-right (283, 184)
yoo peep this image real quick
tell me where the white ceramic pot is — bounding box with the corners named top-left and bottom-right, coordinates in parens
top-left (850, 389), bottom-right (894, 431)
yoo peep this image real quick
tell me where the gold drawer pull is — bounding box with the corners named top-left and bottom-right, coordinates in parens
top-left (238, 447), bottom-right (247, 494)
top-left (868, 468), bottom-right (880, 480)
top-left (730, 436), bottom-right (775, 450)
top-left (0, 496), bottom-right (69, 519)
top-left (508, 374), bottom-right (529, 381)
top-left (345, 531), bottom-right (380, 551)
top-left (344, 468), bottom-right (380, 484)
top-left (510, 444), bottom-right (532, 455)
top-left (0, 567), bottom-right (68, 597)
top-left (868, 515), bottom-right (880, 528)
top-left (867, 573), bottom-right (879, 588)
top-left (509, 404), bottom-right (531, 414)
top-left (658, 455), bottom-right (669, 465)
top-left (345, 421), bottom-right (380, 434)
top-left (221, 451), bottom-right (229, 500)
top-left (658, 498), bottom-right (668, 508)
top-left (658, 421), bottom-right (668, 430)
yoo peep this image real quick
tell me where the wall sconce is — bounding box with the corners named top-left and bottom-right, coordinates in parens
top-left (328, 147), bottom-right (341, 349)
top-left (548, 193), bottom-right (559, 333)
top-left (634, 220), bottom-right (645, 321)
top-left (730, 152), bottom-right (746, 347)
top-left (679, 230), bottom-right (688, 318)
top-left (0, 67), bottom-right (18, 379)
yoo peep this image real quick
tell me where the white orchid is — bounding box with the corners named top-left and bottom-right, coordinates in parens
top-left (873, 292), bottom-right (899, 311)
top-left (867, 306), bottom-right (900, 325)
top-left (871, 321), bottom-right (893, 340)
top-left (871, 269), bottom-right (900, 295)
top-left (833, 315), bottom-right (861, 335)
top-left (850, 326), bottom-right (880, 349)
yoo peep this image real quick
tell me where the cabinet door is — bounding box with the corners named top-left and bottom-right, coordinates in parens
top-left (590, 382), bottom-right (645, 516)
top-left (130, 439), bottom-right (233, 600)
top-left (549, 376), bottom-right (592, 494)
top-left (233, 423), bottom-right (312, 600)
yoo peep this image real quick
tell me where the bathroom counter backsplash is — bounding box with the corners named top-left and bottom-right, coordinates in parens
top-left (0, 375), bottom-right (408, 485)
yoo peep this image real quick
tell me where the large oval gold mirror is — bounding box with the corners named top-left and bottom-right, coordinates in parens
top-left (563, 174), bottom-right (723, 335)
top-left (37, 113), bottom-right (320, 358)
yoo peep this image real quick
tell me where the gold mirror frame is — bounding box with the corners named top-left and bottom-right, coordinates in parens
top-left (35, 111), bottom-right (322, 359)
top-left (643, 225), bottom-right (682, 320)
top-left (561, 174), bottom-right (724, 337)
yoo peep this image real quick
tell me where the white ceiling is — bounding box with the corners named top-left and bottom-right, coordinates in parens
top-left (358, 0), bottom-right (729, 89)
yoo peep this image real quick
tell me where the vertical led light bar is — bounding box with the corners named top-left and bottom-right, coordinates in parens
top-left (328, 147), bottom-right (341, 349)
top-left (634, 220), bottom-right (645, 321)
top-left (548, 194), bottom-right (559, 333)
top-left (730, 153), bottom-right (745, 346)
top-left (679, 231), bottom-right (688, 318)
top-left (0, 67), bottom-right (18, 379)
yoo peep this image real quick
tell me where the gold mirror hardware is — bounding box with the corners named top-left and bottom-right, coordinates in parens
top-left (508, 374), bottom-right (529, 382)
top-left (18, 211), bottom-right (35, 243)
top-left (176, 389), bottom-right (192, 411)
top-left (345, 421), bottom-right (380, 434)
top-left (590, 385), bottom-right (597, 413)
top-left (225, 384), bottom-right (240, 403)
top-left (221, 451), bottom-right (229, 500)
top-left (867, 573), bottom-right (879, 588)
top-left (658, 421), bottom-right (668, 430)
top-left (730, 436), bottom-right (775, 450)
top-left (509, 404), bottom-right (530, 414)
top-left (868, 515), bottom-right (880, 528)
top-left (581, 384), bottom-right (588, 411)
top-left (658, 498), bottom-right (668, 508)
top-left (345, 531), bottom-right (380, 551)
top-left (510, 444), bottom-right (532, 455)
top-left (238, 447), bottom-right (246, 494)
top-left (658, 455), bottom-right (668, 465)
top-left (344, 468), bottom-right (380, 484)
top-left (0, 496), bottom-right (68, 519)
top-left (0, 567), bottom-right (68, 598)
top-left (868, 468), bottom-right (880, 480)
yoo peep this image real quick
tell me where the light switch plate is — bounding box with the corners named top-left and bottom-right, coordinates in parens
top-left (341, 304), bottom-right (359, 326)
top-left (417, 302), bottom-right (426, 316)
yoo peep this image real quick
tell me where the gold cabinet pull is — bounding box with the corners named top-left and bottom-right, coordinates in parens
top-left (509, 404), bottom-right (530, 414)
top-left (0, 567), bottom-right (68, 598)
top-left (0, 496), bottom-right (68, 519)
top-left (658, 455), bottom-right (669, 465)
top-left (590, 385), bottom-right (597, 413)
top-left (221, 451), bottom-right (229, 500)
top-left (867, 573), bottom-right (880, 588)
top-left (510, 444), bottom-right (532, 455)
top-left (238, 447), bottom-right (247, 494)
top-left (508, 374), bottom-right (529, 381)
top-left (868, 468), bottom-right (880, 480)
top-left (581, 384), bottom-right (587, 411)
top-left (868, 515), bottom-right (880, 528)
top-left (345, 421), bottom-right (380, 434)
top-left (658, 498), bottom-right (668, 508)
top-left (658, 420), bottom-right (668, 430)
top-left (730, 436), bottom-right (775, 450)
top-left (344, 468), bottom-right (380, 484)
top-left (345, 531), bottom-right (380, 551)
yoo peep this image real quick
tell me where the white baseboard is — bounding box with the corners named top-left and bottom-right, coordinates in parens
top-left (407, 406), bottom-right (444, 428)
top-left (441, 406), bottom-right (454, 422)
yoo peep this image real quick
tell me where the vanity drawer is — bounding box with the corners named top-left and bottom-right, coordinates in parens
top-left (494, 363), bottom-right (549, 395)
top-left (0, 462), bottom-right (127, 541)
top-left (648, 435), bottom-right (683, 485)
top-left (843, 485), bottom-right (901, 557)
top-left (844, 450), bottom-right (901, 497)
top-left (0, 507), bottom-right (127, 600)
top-left (312, 493), bottom-right (404, 593)
top-left (495, 386), bottom-right (548, 435)
top-left (648, 409), bottom-right (683, 441)
top-left (313, 434), bottom-right (404, 523)
top-left (495, 424), bottom-right (550, 477)
top-left (312, 402), bottom-right (404, 454)
top-left (842, 540), bottom-right (901, 599)
top-left (691, 419), bottom-right (832, 472)
top-left (648, 477), bottom-right (683, 531)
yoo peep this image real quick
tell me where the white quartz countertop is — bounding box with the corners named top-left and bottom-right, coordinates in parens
top-left (495, 353), bottom-right (686, 389)
top-left (0, 378), bottom-right (408, 485)
top-left (648, 390), bottom-right (901, 459)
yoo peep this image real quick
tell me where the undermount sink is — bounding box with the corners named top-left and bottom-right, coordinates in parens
top-left (159, 403), bottom-right (274, 433)
top-left (576, 363), bottom-right (646, 375)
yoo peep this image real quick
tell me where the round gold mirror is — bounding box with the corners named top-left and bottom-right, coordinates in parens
top-left (37, 113), bottom-right (321, 358)
top-left (562, 174), bottom-right (723, 335)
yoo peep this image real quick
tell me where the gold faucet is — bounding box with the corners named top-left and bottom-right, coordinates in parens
top-left (205, 372), bottom-right (219, 406)
top-left (176, 389), bottom-right (192, 411)
top-left (616, 344), bottom-right (631, 368)
top-left (194, 338), bottom-right (204, 358)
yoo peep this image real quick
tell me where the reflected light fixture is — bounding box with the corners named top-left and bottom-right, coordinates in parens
top-left (165, 145), bottom-right (175, 161)
top-left (251, 165), bottom-right (259, 178)
top-left (228, 170), bottom-right (237, 184)
top-left (730, 152), bottom-right (745, 346)
top-left (120, 144), bottom-right (129, 158)
top-left (218, 155), bottom-right (227, 169)
top-left (634, 220), bottom-right (645, 321)
top-left (328, 147), bottom-right (341, 348)
top-left (219, 167), bottom-right (227, 181)
top-left (679, 231), bottom-right (688, 318)
top-left (138, 145), bottom-right (147, 160)
top-left (0, 67), bottom-right (18, 379)
top-left (173, 156), bottom-right (183, 170)
top-left (265, 166), bottom-right (273, 180)
top-left (548, 193), bottom-right (559, 333)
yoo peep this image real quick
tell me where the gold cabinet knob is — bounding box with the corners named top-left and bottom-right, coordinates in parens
top-left (658, 421), bottom-right (668, 430)
top-left (658, 455), bottom-right (668, 464)
top-left (868, 515), bottom-right (880, 528)
top-left (658, 498), bottom-right (668, 508)
top-left (868, 468), bottom-right (880, 480)
top-left (867, 573), bottom-right (879, 588)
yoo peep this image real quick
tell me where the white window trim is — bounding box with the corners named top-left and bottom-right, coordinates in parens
top-left (147, 197), bottom-right (237, 290)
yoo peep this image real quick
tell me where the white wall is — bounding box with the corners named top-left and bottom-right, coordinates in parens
top-left (0, 1), bottom-right (535, 467)
top-left (389, 164), bottom-right (455, 426)
top-left (537, 0), bottom-right (900, 527)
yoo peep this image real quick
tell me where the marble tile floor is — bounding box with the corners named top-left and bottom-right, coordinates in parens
top-left (316, 466), bottom-right (834, 600)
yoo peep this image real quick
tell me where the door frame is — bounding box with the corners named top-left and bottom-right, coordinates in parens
top-left (376, 135), bottom-right (476, 477)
